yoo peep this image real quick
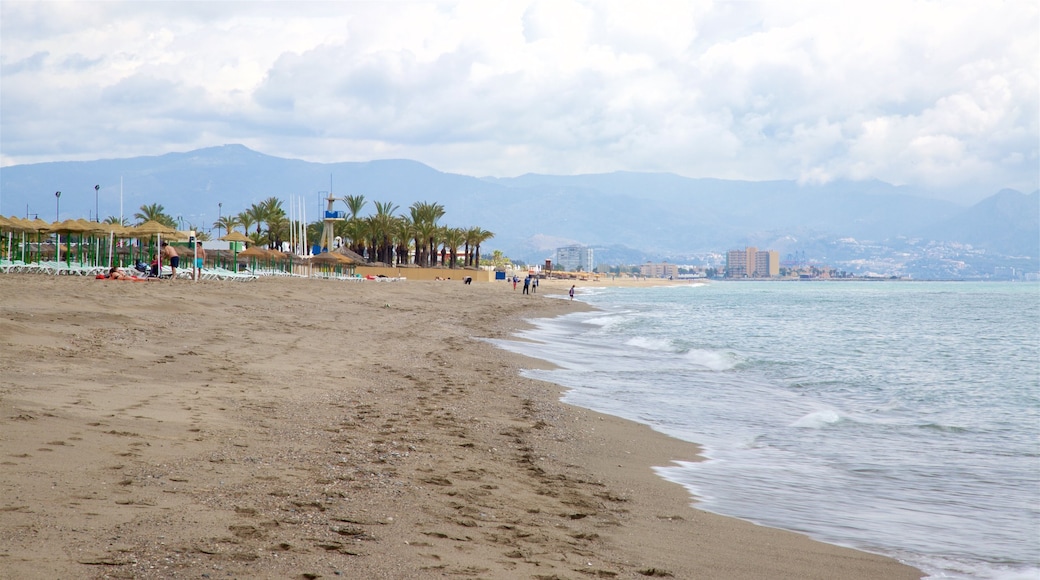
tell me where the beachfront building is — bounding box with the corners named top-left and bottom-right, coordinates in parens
top-left (555, 245), bottom-right (594, 272)
top-left (639, 261), bottom-right (679, 279)
top-left (726, 247), bottom-right (780, 278)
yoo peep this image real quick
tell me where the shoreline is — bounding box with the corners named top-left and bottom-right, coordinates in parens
top-left (0, 275), bottom-right (921, 579)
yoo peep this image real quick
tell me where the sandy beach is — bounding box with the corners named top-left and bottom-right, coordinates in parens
top-left (0, 274), bottom-right (922, 579)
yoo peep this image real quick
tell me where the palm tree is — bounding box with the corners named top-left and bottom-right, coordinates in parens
top-left (244, 203), bottom-right (268, 243)
top-left (103, 216), bottom-right (128, 226)
top-left (267, 214), bottom-right (289, 249)
top-left (236, 211), bottom-right (255, 237)
top-left (469, 228), bottom-right (494, 268)
top-left (408, 201), bottom-right (445, 267)
top-left (412, 220), bottom-right (438, 267)
top-left (491, 250), bottom-right (507, 268)
top-left (393, 218), bottom-right (413, 265)
top-left (344, 194), bottom-right (367, 221)
top-left (213, 215), bottom-right (239, 238)
top-left (442, 227), bottom-right (465, 269)
top-left (188, 225), bottom-right (211, 242)
top-left (367, 201), bottom-right (399, 264)
top-left (133, 203), bottom-right (174, 227)
top-left (464, 227), bottom-right (480, 267)
top-left (306, 220), bottom-right (324, 250)
top-left (342, 218), bottom-right (368, 259)
top-left (260, 197), bottom-right (286, 247)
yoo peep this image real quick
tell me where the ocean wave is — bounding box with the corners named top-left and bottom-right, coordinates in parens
top-left (790, 409), bottom-right (844, 428)
top-left (681, 349), bottom-right (737, 371)
top-left (625, 336), bottom-right (675, 352)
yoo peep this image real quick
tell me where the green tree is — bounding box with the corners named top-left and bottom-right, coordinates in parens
top-left (342, 218), bottom-right (368, 259)
top-left (236, 211), bottom-right (255, 237)
top-left (244, 203), bottom-right (267, 239)
top-left (260, 197), bottom-right (286, 247)
top-left (188, 225), bottom-right (211, 242)
top-left (490, 250), bottom-right (507, 268)
top-left (442, 227), bottom-right (465, 269)
top-left (344, 194), bottom-right (367, 220)
top-left (213, 215), bottom-right (239, 238)
top-left (470, 228), bottom-right (494, 268)
top-left (408, 201), bottom-right (445, 267)
top-left (393, 218), bottom-right (413, 265)
top-left (133, 203), bottom-right (174, 227)
top-left (367, 201), bottom-right (399, 264)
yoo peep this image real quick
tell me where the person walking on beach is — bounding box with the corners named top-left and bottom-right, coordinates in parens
top-left (523, 275), bottom-right (530, 295)
top-left (532, 276), bottom-right (538, 293)
top-left (569, 285), bottom-right (575, 300)
top-left (161, 241), bottom-right (179, 280)
top-left (194, 241), bottom-right (205, 280)
top-left (512, 275), bottom-right (518, 290)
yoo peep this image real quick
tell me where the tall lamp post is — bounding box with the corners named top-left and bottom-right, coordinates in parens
top-left (94, 185), bottom-right (100, 222)
top-left (55, 191), bottom-right (61, 221)
top-left (218, 202), bottom-right (223, 234)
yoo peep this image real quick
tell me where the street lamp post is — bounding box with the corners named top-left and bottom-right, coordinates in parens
top-left (94, 185), bottom-right (100, 222)
top-left (55, 191), bottom-right (61, 221)
top-left (218, 202), bottom-right (223, 235)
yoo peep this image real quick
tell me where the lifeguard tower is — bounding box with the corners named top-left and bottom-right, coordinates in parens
top-left (318, 194), bottom-right (347, 253)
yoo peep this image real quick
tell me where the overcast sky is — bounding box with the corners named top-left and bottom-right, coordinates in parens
top-left (1, 1), bottom-right (1036, 203)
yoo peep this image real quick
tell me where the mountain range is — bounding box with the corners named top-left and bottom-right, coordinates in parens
top-left (1, 144), bottom-right (1036, 278)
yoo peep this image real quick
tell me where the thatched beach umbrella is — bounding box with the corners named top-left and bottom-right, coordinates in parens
top-left (0, 215), bottom-right (23, 259)
top-left (310, 251), bottom-right (356, 277)
top-left (48, 218), bottom-right (92, 264)
top-left (236, 245), bottom-right (268, 271)
top-left (24, 218), bottom-right (50, 263)
top-left (129, 220), bottom-right (179, 267)
top-left (220, 231), bottom-right (251, 265)
top-left (333, 247), bottom-right (367, 264)
top-left (219, 231), bottom-right (250, 243)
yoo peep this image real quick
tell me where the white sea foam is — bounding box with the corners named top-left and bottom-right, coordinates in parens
top-left (682, 349), bottom-right (736, 371)
top-left (790, 409), bottom-right (843, 428)
top-left (625, 336), bottom-right (674, 352)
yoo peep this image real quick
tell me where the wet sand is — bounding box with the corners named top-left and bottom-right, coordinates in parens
top-left (0, 275), bottom-right (922, 579)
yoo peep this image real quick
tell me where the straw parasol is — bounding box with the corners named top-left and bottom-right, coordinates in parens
top-left (219, 231), bottom-right (251, 243)
top-left (309, 251), bottom-right (357, 276)
top-left (48, 219), bottom-right (94, 264)
top-left (0, 216), bottom-right (23, 260)
top-left (131, 220), bottom-right (178, 237)
top-left (128, 221), bottom-right (180, 267)
top-left (333, 246), bottom-right (367, 264)
top-left (219, 231), bottom-right (251, 264)
top-left (236, 245), bottom-right (268, 271)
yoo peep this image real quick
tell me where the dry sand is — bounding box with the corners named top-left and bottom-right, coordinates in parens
top-left (0, 275), bottom-right (922, 579)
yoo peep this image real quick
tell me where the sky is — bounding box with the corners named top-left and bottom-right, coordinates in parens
top-left (1, 0), bottom-right (1037, 204)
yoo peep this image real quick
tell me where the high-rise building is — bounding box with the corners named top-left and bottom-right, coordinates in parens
top-left (555, 245), bottom-right (594, 272)
top-left (726, 247), bottom-right (779, 277)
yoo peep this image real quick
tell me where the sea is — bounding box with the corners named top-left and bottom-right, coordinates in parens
top-left (492, 280), bottom-right (1039, 580)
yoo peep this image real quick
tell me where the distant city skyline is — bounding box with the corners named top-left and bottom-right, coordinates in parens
top-left (1, 1), bottom-right (1037, 204)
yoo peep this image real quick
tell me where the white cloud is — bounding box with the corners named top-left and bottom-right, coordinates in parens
top-left (1, 0), bottom-right (1036, 202)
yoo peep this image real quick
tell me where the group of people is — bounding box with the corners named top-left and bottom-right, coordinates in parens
top-left (105, 241), bottom-right (205, 280)
top-left (509, 273), bottom-right (577, 300)
top-left (519, 274), bottom-right (538, 294)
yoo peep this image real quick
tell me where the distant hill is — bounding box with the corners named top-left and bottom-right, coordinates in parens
top-left (922, 189), bottom-right (1039, 257)
top-left (1, 144), bottom-right (1035, 275)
